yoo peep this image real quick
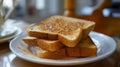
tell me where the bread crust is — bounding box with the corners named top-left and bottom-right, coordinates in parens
top-left (22, 15), bottom-right (97, 59)
top-left (23, 37), bottom-right (37, 46)
top-left (58, 28), bottom-right (82, 47)
top-left (27, 15), bottom-right (95, 47)
top-left (35, 36), bottom-right (97, 59)
top-left (37, 39), bottom-right (64, 52)
top-left (36, 47), bottom-right (67, 59)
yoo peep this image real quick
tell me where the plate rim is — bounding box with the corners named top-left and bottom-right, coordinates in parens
top-left (9, 31), bottom-right (117, 66)
top-left (0, 27), bottom-right (22, 43)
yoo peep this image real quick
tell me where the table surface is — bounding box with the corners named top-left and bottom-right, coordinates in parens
top-left (0, 20), bottom-right (120, 67)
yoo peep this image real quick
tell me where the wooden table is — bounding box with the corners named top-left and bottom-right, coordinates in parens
top-left (0, 20), bottom-right (120, 67)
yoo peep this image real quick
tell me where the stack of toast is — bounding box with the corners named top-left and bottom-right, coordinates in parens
top-left (23, 15), bottom-right (97, 59)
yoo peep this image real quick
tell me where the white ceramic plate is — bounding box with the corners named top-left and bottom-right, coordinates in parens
top-left (9, 32), bottom-right (116, 66)
top-left (0, 27), bottom-right (22, 43)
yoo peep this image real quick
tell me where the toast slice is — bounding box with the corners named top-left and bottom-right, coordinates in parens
top-left (37, 39), bottom-right (64, 52)
top-left (27, 15), bottom-right (95, 47)
top-left (23, 37), bottom-right (37, 46)
top-left (23, 36), bottom-right (64, 52)
top-left (78, 36), bottom-right (97, 57)
top-left (36, 47), bottom-right (67, 59)
top-left (35, 36), bottom-right (97, 59)
top-left (58, 28), bottom-right (82, 47)
top-left (66, 36), bottom-right (97, 57)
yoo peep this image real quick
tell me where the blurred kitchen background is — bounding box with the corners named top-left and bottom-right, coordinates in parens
top-left (4, 0), bottom-right (119, 23)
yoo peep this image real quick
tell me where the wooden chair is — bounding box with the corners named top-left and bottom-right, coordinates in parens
top-left (64, 0), bottom-right (120, 36)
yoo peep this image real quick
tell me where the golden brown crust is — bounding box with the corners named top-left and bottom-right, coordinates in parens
top-left (27, 15), bottom-right (95, 47)
top-left (47, 33), bottom-right (58, 40)
top-left (35, 36), bottom-right (97, 59)
top-left (22, 37), bottom-right (37, 46)
top-left (23, 15), bottom-right (96, 59)
top-left (28, 31), bottom-right (48, 39)
top-left (37, 39), bottom-right (64, 52)
top-left (36, 47), bottom-right (67, 59)
top-left (80, 47), bottom-right (97, 57)
top-left (66, 47), bottom-right (81, 57)
top-left (58, 28), bottom-right (82, 47)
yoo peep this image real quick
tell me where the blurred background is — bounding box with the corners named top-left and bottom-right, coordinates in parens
top-left (2, 0), bottom-right (120, 36)
top-left (4, 0), bottom-right (119, 23)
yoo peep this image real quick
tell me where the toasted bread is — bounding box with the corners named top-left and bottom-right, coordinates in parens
top-left (23, 37), bottom-right (37, 46)
top-left (27, 15), bottom-right (95, 47)
top-left (66, 36), bottom-right (97, 57)
top-left (35, 36), bottom-right (97, 59)
top-left (66, 47), bottom-right (81, 57)
top-left (36, 47), bottom-right (67, 59)
top-left (58, 28), bottom-right (82, 47)
top-left (37, 39), bottom-right (64, 52)
top-left (23, 36), bottom-right (64, 52)
top-left (78, 36), bottom-right (97, 57)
